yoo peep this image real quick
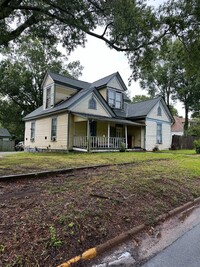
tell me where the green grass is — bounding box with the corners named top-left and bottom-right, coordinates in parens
top-left (0, 151), bottom-right (176, 176)
top-left (0, 150), bottom-right (199, 176)
top-left (1, 150), bottom-right (200, 266)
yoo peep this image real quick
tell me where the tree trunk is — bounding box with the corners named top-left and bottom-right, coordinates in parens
top-left (184, 106), bottom-right (189, 136)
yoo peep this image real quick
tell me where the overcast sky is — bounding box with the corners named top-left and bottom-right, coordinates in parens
top-left (68, 0), bottom-right (185, 116)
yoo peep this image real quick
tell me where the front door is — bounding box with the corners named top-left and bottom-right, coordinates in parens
top-left (90, 121), bottom-right (97, 136)
top-left (116, 126), bottom-right (123, 137)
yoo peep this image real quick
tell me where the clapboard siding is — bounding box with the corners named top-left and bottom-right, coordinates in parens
top-left (24, 113), bottom-right (68, 150)
top-left (70, 93), bottom-right (111, 117)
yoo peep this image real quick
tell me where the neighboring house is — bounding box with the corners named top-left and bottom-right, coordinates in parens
top-left (24, 72), bottom-right (174, 152)
top-left (0, 128), bottom-right (14, 151)
top-left (171, 116), bottom-right (185, 136)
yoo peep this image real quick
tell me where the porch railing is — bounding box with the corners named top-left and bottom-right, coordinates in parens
top-left (73, 136), bottom-right (126, 150)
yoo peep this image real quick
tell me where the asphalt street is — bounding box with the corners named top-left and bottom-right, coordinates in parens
top-left (141, 221), bottom-right (200, 267)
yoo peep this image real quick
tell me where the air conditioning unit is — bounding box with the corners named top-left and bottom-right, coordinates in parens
top-left (30, 137), bottom-right (35, 142)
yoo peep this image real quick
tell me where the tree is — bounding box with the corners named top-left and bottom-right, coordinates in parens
top-left (0, 0), bottom-right (168, 54)
top-left (131, 94), bottom-right (151, 103)
top-left (187, 118), bottom-right (200, 137)
top-left (0, 36), bottom-right (83, 139)
top-left (137, 39), bottom-right (178, 106)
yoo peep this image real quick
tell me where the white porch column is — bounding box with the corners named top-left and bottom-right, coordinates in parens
top-left (87, 120), bottom-right (90, 152)
top-left (125, 125), bottom-right (128, 148)
top-left (107, 123), bottom-right (110, 148)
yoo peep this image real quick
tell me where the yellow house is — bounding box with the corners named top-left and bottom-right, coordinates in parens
top-left (24, 72), bottom-right (173, 152)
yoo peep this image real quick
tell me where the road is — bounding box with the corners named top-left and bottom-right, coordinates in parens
top-left (92, 205), bottom-right (200, 267)
top-left (141, 221), bottom-right (200, 267)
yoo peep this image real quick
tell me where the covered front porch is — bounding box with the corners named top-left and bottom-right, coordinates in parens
top-left (71, 113), bottom-right (145, 152)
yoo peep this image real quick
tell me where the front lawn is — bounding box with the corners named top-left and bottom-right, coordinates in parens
top-left (0, 151), bottom-right (176, 176)
top-left (0, 151), bottom-right (200, 266)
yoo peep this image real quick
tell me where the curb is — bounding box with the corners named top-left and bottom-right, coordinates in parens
top-left (57, 197), bottom-right (200, 267)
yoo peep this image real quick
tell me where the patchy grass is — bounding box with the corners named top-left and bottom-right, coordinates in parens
top-left (0, 151), bottom-right (175, 176)
top-left (1, 152), bottom-right (200, 266)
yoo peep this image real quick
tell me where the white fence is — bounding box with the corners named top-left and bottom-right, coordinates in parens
top-left (73, 136), bottom-right (126, 150)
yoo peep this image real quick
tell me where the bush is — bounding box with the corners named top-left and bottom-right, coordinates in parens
top-left (152, 145), bottom-right (159, 152)
top-left (120, 142), bottom-right (126, 152)
top-left (193, 139), bottom-right (200, 154)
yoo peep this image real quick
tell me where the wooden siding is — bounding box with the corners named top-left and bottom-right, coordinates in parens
top-left (74, 121), bottom-right (87, 136)
top-left (43, 75), bottom-right (53, 87)
top-left (108, 77), bottom-right (124, 91)
top-left (55, 85), bottom-right (78, 105)
top-left (96, 121), bottom-right (108, 136)
top-left (145, 101), bottom-right (172, 151)
top-left (70, 93), bottom-right (111, 117)
top-left (145, 119), bottom-right (171, 150)
top-left (98, 88), bottom-right (107, 100)
top-left (148, 101), bottom-right (170, 122)
top-left (24, 113), bottom-right (68, 150)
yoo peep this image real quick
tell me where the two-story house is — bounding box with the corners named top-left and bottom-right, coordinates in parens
top-left (24, 72), bottom-right (174, 152)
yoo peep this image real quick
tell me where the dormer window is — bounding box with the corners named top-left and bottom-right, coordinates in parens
top-left (108, 89), bottom-right (122, 109)
top-left (46, 87), bottom-right (51, 109)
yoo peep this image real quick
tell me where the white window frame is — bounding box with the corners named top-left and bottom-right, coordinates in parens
top-left (46, 87), bottom-right (51, 109)
top-left (30, 121), bottom-right (35, 142)
top-left (51, 117), bottom-right (57, 141)
top-left (108, 89), bottom-right (123, 109)
top-left (156, 123), bottom-right (162, 144)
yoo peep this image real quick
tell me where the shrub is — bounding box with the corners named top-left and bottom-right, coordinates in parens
top-left (152, 145), bottom-right (159, 152)
top-left (193, 139), bottom-right (200, 154)
top-left (120, 142), bottom-right (126, 152)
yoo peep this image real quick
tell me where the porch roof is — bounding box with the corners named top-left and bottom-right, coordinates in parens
top-left (72, 112), bottom-right (145, 126)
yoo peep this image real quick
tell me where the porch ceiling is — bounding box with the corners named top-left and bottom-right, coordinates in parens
top-left (72, 112), bottom-right (145, 126)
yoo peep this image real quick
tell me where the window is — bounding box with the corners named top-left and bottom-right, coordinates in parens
top-left (46, 87), bottom-right (51, 109)
top-left (157, 106), bottom-right (162, 116)
top-left (88, 97), bottom-right (97, 109)
top-left (30, 122), bottom-right (35, 141)
top-left (157, 123), bottom-right (162, 144)
top-left (51, 118), bottom-right (57, 141)
top-left (108, 89), bottom-right (122, 109)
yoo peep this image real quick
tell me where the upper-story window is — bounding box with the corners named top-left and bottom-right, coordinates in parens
top-left (108, 89), bottom-right (122, 109)
top-left (157, 106), bottom-right (162, 116)
top-left (88, 97), bottom-right (97, 110)
top-left (46, 87), bottom-right (51, 109)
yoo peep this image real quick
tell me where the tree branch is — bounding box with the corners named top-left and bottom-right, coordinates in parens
top-left (0, 13), bottom-right (39, 46)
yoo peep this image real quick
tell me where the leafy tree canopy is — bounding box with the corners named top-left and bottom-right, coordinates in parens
top-left (131, 94), bottom-right (151, 103)
top-left (0, 35), bottom-right (83, 139)
top-left (0, 0), bottom-right (166, 54)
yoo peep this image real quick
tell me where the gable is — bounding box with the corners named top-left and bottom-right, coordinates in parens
top-left (147, 101), bottom-right (172, 122)
top-left (108, 77), bottom-right (125, 91)
top-left (43, 74), bottom-right (54, 88)
top-left (69, 92), bottom-right (112, 117)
